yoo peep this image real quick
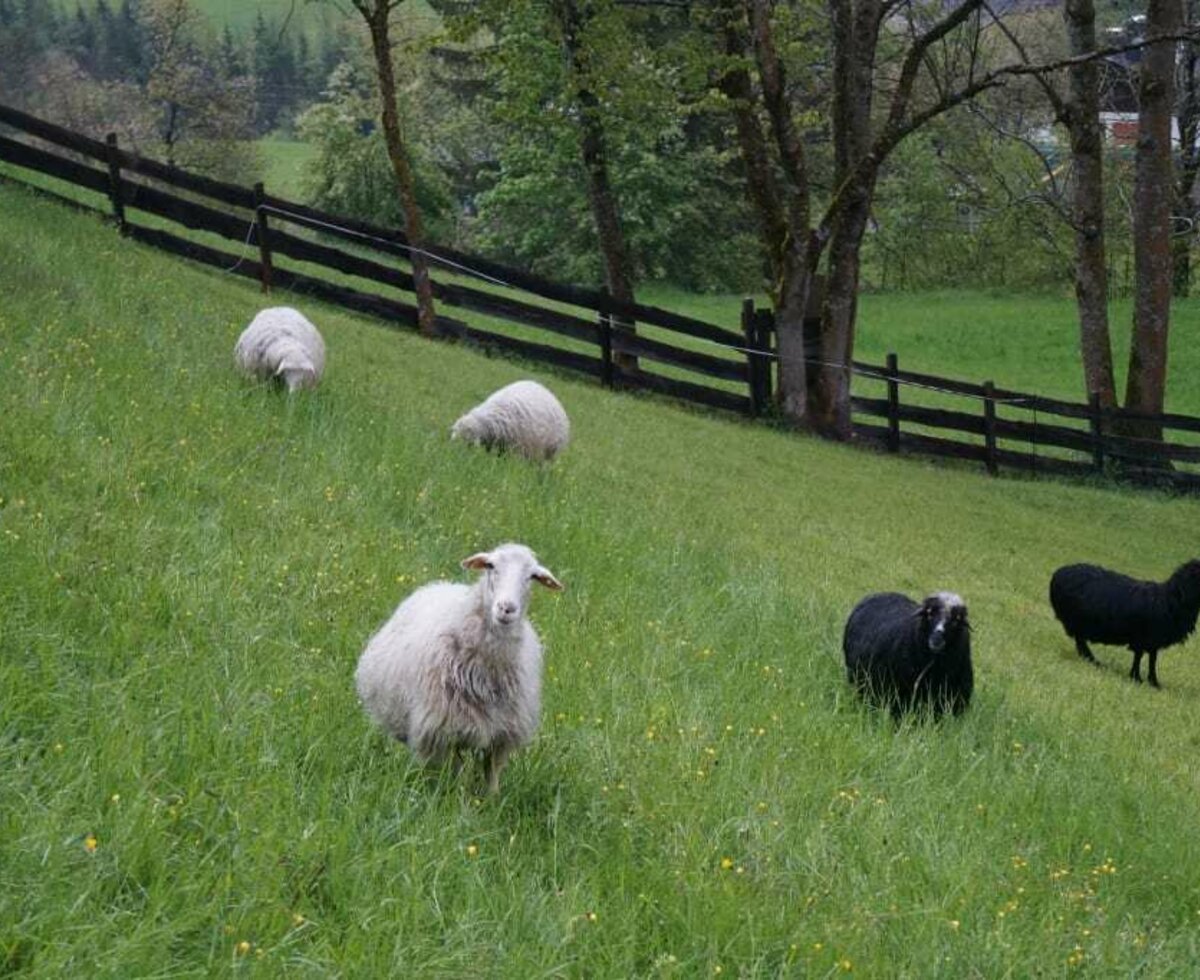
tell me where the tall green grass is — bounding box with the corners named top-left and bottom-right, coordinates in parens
top-left (3, 181), bottom-right (1200, 977)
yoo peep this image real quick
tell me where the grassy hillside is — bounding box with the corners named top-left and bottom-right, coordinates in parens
top-left (4, 180), bottom-right (1200, 977)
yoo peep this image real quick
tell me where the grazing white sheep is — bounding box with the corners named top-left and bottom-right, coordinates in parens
top-left (451, 380), bottom-right (570, 460)
top-left (355, 543), bottom-right (563, 794)
top-left (233, 306), bottom-right (325, 391)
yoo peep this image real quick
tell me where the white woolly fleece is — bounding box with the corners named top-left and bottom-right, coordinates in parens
top-left (234, 307), bottom-right (326, 391)
top-left (451, 380), bottom-right (570, 460)
top-left (354, 544), bottom-right (561, 790)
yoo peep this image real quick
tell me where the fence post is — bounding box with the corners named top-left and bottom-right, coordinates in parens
top-left (598, 313), bottom-right (614, 388)
top-left (983, 380), bottom-right (998, 476)
top-left (742, 297), bottom-right (763, 415)
top-left (1089, 392), bottom-right (1105, 473)
top-left (252, 181), bottom-right (273, 294)
top-left (104, 133), bottom-right (126, 235)
top-left (886, 352), bottom-right (900, 453)
top-left (755, 307), bottom-right (774, 410)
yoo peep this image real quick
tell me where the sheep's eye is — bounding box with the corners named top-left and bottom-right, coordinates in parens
top-left (484, 561), bottom-right (495, 570)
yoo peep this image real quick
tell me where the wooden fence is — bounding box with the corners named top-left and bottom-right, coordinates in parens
top-left (0, 102), bottom-right (764, 417)
top-left (2, 101), bottom-right (1199, 493)
top-left (843, 355), bottom-right (1200, 492)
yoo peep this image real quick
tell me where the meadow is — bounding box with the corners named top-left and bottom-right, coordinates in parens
top-left (53, 0), bottom-right (443, 38)
top-left (3, 179), bottom-right (1200, 978)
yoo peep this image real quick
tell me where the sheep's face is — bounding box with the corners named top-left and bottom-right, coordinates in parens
top-left (919, 592), bottom-right (969, 653)
top-left (450, 412), bottom-right (487, 445)
top-left (462, 543), bottom-right (563, 631)
top-left (275, 351), bottom-right (317, 392)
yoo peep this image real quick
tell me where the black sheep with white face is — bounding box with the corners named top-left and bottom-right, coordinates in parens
top-left (843, 591), bottom-right (974, 718)
top-left (1049, 560), bottom-right (1200, 688)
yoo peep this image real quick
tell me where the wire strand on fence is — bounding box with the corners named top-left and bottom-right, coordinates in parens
top-left (223, 214), bottom-right (259, 275)
top-left (251, 200), bottom-right (1043, 407)
top-left (164, 194), bottom-right (1193, 482)
top-left (234, 202), bottom-right (1187, 437)
top-left (259, 203), bottom-right (514, 289)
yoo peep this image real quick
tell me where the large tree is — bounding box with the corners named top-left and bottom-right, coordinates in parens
top-left (1173, 0), bottom-right (1200, 296)
top-left (717, 0), bottom-right (816, 421)
top-left (555, 0), bottom-right (638, 369)
top-left (1062, 0), bottom-right (1118, 408)
top-left (140, 0), bottom-right (257, 178)
top-left (719, 1), bottom-right (1196, 437)
top-left (1125, 0), bottom-right (1184, 437)
top-left (348, 0), bottom-right (440, 338)
top-left (720, 1), bottom-right (1025, 436)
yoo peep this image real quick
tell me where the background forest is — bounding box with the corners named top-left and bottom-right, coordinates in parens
top-left (0, 0), bottom-right (1167, 295)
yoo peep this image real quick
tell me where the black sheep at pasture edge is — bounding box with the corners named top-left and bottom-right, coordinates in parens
top-left (1049, 560), bottom-right (1200, 688)
top-left (843, 591), bottom-right (973, 718)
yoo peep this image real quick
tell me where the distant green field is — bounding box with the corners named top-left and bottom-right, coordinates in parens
top-left (57, 0), bottom-right (437, 36)
top-left (188, 0), bottom-right (346, 34)
top-left (637, 285), bottom-right (1200, 416)
top-left (55, 0), bottom-right (349, 36)
top-left (258, 137), bottom-right (319, 200)
top-left (5, 178), bottom-right (1200, 978)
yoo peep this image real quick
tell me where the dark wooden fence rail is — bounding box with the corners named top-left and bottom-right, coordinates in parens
top-left (0, 102), bottom-right (761, 417)
top-left (3, 101), bottom-right (1200, 492)
top-left (845, 352), bottom-right (1200, 491)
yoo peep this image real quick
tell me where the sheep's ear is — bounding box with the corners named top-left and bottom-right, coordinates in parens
top-left (461, 552), bottom-right (493, 571)
top-left (532, 565), bottom-right (564, 591)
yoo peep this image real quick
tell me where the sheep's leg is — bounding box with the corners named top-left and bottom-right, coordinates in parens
top-left (1129, 649), bottom-right (1144, 683)
top-left (1147, 650), bottom-right (1161, 689)
top-left (483, 744), bottom-right (511, 796)
top-left (1074, 637), bottom-right (1097, 663)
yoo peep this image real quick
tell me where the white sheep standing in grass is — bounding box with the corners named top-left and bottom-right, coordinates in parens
top-left (451, 380), bottom-right (570, 460)
top-left (234, 306), bottom-right (326, 391)
top-left (355, 543), bottom-right (564, 794)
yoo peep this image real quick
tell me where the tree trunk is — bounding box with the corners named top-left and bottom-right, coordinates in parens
top-left (813, 191), bottom-right (871, 438)
top-left (1064, 0), bottom-right (1117, 407)
top-left (718, 0), bottom-right (815, 424)
top-left (1125, 0), bottom-right (1182, 439)
top-left (1173, 1), bottom-right (1200, 297)
top-left (811, 0), bottom-right (881, 439)
top-left (362, 2), bottom-right (438, 338)
top-left (558, 0), bottom-right (637, 371)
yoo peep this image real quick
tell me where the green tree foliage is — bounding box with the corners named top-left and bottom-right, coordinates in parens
top-left (0, 0), bottom-right (349, 139)
top-left (865, 113), bottom-right (1138, 296)
top-left (446, 0), bottom-right (761, 291)
top-left (296, 60), bottom-right (456, 241)
top-left (865, 128), bottom-right (1072, 291)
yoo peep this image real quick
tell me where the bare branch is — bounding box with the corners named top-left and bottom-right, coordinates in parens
top-left (883, 0), bottom-right (985, 137)
top-left (879, 27), bottom-right (1200, 162)
top-left (981, 0), bottom-right (1067, 120)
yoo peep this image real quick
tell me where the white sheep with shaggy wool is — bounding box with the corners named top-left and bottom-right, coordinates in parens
top-left (451, 380), bottom-right (570, 460)
top-left (355, 543), bottom-right (563, 794)
top-left (233, 306), bottom-right (325, 391)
